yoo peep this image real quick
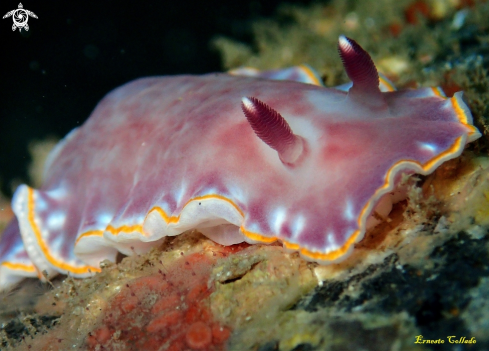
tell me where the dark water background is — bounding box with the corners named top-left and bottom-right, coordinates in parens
top-left (0, 0), bottom-right (315, 197)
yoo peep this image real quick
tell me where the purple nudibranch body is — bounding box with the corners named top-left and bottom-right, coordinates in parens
top-left (0, 36), bottom-right (480, 290)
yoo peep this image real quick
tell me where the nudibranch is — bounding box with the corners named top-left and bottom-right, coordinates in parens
top-left (0, 36), bottom-right (480, 290)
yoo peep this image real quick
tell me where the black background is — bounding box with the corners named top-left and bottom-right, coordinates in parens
top-left (0, 0), bottom-right (315, 196)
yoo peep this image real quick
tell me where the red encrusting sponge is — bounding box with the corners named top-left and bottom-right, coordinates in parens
top-left (86, 250), bottom-right (235, 350)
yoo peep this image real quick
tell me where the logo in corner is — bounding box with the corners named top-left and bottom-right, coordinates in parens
top-left (3, 3), bottom-right (37, 32)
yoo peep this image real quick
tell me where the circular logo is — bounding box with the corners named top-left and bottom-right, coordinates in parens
top-left (3, 3), bottom-right (38, 32)
top-left (12, 9), bottom-right (28, 28)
